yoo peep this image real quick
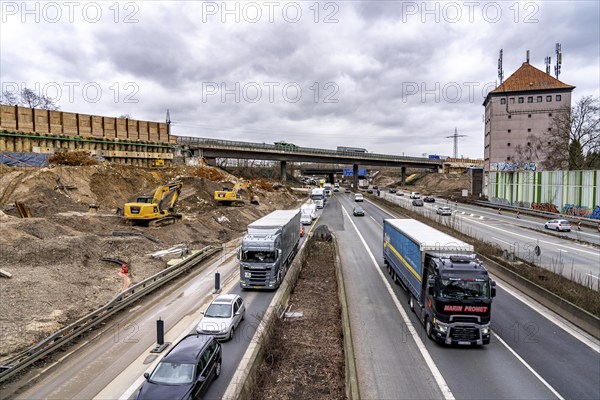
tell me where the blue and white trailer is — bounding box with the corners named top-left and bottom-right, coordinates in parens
top-left (383, 219), bottom-right (496, 345)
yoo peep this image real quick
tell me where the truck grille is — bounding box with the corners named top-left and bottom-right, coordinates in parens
top-left (246, 270), bottom-right (269, 284)
top-left (450, 316), bottom-right (480, 323)
top-left (450, 326), bottom-right (479, 342)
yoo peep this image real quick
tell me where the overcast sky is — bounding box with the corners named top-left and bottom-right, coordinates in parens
top-left (1, 1), bottom-right (599, 158)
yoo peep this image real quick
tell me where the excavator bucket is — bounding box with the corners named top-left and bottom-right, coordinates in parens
top-left (250, 196), bottom-right (259, 205)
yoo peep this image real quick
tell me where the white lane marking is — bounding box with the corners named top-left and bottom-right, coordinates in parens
top-left (341, 204), bottom-right (454, 400)
top-left (494, 278), bottom-right (599, 352)
top-left (466, 217), bottom-right (599, 256)
top-left (371, 196), bottom-right (600, 350)
top-left (493, 333), bottom-right (565, 400)
top-left (491, 236), bottom-right (514, 246)
top-left (369, 215), bottom-right (379, 225)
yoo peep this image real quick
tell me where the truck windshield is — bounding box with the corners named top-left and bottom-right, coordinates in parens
top-left (438, 278), bottom-right (490, 299)
top-left (242, 251), bottom-right (276, 263)
top-left (310, 194), bottom-right (324, 200)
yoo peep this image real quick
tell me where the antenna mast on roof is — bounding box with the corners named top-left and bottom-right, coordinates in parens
top-left (166, 109), bottom-right (171, 135)
top-left (554, 43), bottom-right (562, 79)
top-left (545, 56), bottom-right (551, 74)
top-left (445, 128), bottom-right (467, 159)
top-left (498, 49), bottom-right (504, 84)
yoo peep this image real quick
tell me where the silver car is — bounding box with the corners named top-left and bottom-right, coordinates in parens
top-left (544, 219), bottom-right (572, 232)
top-left (196, 294), bottom-right (245, 340)
top-left (436, 206), bottom-right (452, 215)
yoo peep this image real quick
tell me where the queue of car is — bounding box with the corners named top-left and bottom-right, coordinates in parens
top-left (137, 294), bottom-right (246, 399)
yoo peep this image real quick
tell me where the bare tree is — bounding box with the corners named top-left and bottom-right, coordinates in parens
top-left (541, 96), bottom-right (599, 170)
top-left (0, 87), bottom-right (60, 110)
top-left (0, 90), bottom-right (18, 105)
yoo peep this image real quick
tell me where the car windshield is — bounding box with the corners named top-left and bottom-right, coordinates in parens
top-left (205, 303), bottom-right (232, 318)
top-left (241, 251), bottom-right (276, 263)
top-left (150, 362), bottom-right (195, 384)
top-left (354, 207), bottom-right (363, 212)
top-left (438, 278), bottom-right (490, 299)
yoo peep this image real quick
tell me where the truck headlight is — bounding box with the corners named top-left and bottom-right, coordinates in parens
top-left (481, 326), bottom-right (490, 335)
top-left (434, 320), bottom-right (448, 333)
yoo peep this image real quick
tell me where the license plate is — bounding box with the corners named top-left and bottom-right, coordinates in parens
top-left (458, 341), bottom-right (470, 345)
top-left (254, 286), bottom-right (262, 289)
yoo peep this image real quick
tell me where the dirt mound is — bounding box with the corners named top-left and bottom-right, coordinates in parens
top-left (0, 164), bottom-right (303, 360)
top-left (375, 170), bottom-right (471, 196)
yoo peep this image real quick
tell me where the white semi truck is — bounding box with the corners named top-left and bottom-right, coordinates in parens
top-left (239, 210), bottom-right (301, 290)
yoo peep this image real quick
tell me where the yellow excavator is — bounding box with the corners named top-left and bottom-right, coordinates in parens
top-left (214, 181), bottom-right (259, 206)
top-left (124, 180), bottom-right (183, 226)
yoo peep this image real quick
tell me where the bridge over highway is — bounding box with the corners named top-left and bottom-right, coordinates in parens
top-left (176, 136), bottom-right (441, 186)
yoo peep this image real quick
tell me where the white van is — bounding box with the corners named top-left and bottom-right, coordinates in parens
top-left (410, 192), bottom-right (421, 199)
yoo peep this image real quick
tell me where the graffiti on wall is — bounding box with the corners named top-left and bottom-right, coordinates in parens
top-left (531, 202), bottom-right (558, 213)
top-left (491, 161), bottom-right (537, 172)
top-left (512, 200), bottom-right (531, 208)
top-left (563, 204), bottom-right (600, 219)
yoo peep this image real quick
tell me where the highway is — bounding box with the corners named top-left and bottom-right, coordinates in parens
top-left (2, 192), bottom-right (598, 400)
top-left (333, 191), bottom-right (599, 399)
top-left (380, 191), bottom-right (600, 289)
top-left (2, 241), bottom-right (279, 400)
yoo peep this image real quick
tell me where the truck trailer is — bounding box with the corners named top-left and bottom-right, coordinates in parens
top-left (383, 219), bottom-right (496, 345)
top-left (239, 210), bottom-right (301, 290)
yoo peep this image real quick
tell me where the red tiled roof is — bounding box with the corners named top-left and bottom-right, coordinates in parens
top-left (491, 62), bottom-right (575, 94)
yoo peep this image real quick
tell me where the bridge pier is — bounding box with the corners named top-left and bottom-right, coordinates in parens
top-left (205, 157), bottom-right (216, 166)
top-left (401, 166), bottom-right (406, 186)
top-left (328, 172), bottom-right (335, 184)
top-left (280, 160), bottom-right (287, 182)
top-left (353, 164), bottom-right (359, 190)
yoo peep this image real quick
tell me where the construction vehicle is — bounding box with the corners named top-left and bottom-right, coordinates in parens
top-left (214, 181), bottom-right (259, 206)
top-left (151, 159), bottom-right (165, 167)
top-left (124, 180), bottom-right (183, 227)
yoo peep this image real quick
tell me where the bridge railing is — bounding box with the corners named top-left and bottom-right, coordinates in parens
top-left (176, 136), bottom-right (441, 165)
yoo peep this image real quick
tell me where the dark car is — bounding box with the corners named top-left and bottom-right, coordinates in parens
top-left (345, 188), bottom-right (351, 193)
top-left (423, 196), bottom-right (435, 203)
top-left (388, 188), bottom-right (397, 193)
top-left (412, 199), bottom-right (424, 206)
top-left (137, 334), bottom-right (221, 400)
top-left (353, 206), bottom-right (365, 216)
top-left (373, 185), bottom-right (379, 190)
top-left (367, 189), bottom-right (374, 194)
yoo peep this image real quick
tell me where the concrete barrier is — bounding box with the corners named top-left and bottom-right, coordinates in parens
top-left (480, 254), bottom-right (600, 339)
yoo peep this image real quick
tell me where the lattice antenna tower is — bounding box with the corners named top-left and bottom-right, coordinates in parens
top-left (445, 128), bottom-right (467, 158)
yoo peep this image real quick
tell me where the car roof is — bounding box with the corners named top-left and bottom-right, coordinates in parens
top-left (162, 334), bottom-right (213, 364)
top-left (212, 294), bottom-right (238, 304)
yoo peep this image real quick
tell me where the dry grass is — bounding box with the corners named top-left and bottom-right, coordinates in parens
top-left (250, 239), bottom-right (346, 400)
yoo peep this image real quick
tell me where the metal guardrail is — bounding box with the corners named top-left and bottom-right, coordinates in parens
top-left (176, 136), bottom-right (441, 165)
top-left (0, 246), bottom-right (220, 384)
top-left (471, 200), bottom-right (599, 227)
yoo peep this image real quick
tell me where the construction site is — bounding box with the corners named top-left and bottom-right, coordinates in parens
top-left (0, 155), bottom-right (471, 363)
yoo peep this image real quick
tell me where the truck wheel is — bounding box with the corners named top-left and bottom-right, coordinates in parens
top-left (409, 296), bottom-right (414, 312)
top-left (425, 318), bottom-right (435, 341)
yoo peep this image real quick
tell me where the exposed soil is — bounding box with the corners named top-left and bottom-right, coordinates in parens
top-left (251, 238), bottom-right (345, 400)
top-left (375, 169), bottom-right (472, 197)
top-left (0, 164), bottom-right (302, 360)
